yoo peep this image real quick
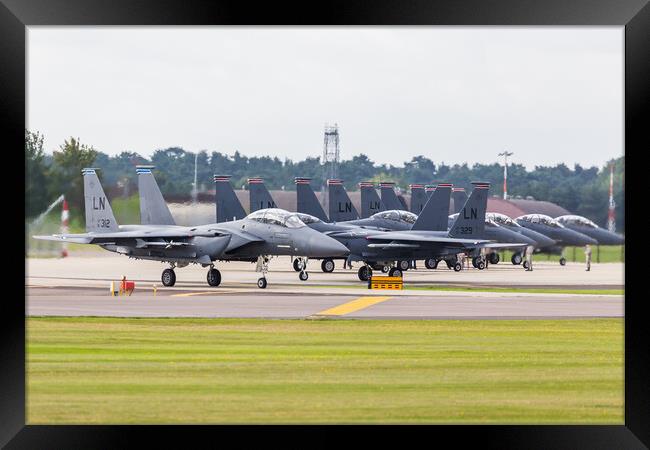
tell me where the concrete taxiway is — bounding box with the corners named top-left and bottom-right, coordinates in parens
top-left (26, 254), bottom-right (624, 319)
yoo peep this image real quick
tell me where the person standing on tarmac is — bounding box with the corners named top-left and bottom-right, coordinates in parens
top-left (585, 244), bottom-right (592, 271)
top-left (525, 245), bottom-right (534, 271)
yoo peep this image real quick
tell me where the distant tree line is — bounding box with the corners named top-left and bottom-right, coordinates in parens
top-left (25, 130), bottom-right (625, 230)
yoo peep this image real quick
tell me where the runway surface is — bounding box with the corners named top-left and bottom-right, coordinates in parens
top-left (26, 255), bottom-right (624, 319)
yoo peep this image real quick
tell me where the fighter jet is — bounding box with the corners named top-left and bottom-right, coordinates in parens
top-left (555, 215), bottom-right (625, 245)
top-left (515, 214), bottom-right (598, 265)
top-left (35, 168), bottom-right (348, 289)
top-left (297, 178), bottom-right (489, 278)
top-left (359, 182), bottom-right (500, 279)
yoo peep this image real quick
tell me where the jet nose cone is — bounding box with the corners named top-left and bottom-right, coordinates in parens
top-left (308, 234), bottom-right (350, 257)
top-left (565, 229), bottom-right (598, 246)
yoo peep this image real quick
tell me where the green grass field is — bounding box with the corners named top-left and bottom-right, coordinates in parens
top-left (501, 246), bottom-right (624, 263)
top-left (27, 317), bottom-right (623, 424)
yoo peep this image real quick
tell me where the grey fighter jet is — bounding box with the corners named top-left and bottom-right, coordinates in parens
top-left (515, 214), bottom-right (598, 265)
top-left (34, 168), bottom-right (348, 289)
top-left (555, 215), bottom-right (625, 246)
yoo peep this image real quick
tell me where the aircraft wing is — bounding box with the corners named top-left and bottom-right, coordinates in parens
top-left (33, 227), bottom-right (230, 245)
top-left (365, 231), bottom-right (488, 246)
top-left (478, 243), bottom-right (529, 249)
top-left (367, 242), bottom-right (421, 249)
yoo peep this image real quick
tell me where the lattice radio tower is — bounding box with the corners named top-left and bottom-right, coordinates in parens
top-left (321, 123), bottom-right (341, 209)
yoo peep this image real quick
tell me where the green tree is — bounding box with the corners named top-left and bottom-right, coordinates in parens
top-left (25, 130), bottom-right (49, 218)
top-left (48, 137), bottom-right (98, 221)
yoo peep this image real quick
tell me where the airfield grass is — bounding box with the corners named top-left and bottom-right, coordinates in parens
top-left (501, 246), bottom-right (624, 263)
top-left (27, 317), bottom-right (623, 424)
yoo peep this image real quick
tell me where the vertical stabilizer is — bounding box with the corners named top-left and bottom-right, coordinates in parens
top-left (359, 181), bottom-right (384, 218)
top-left (449, 182), bottom-right (490, 238)
top-left (409, 184), bottom-right (427, 214)
top-left (214, 175), bottom-right (246, 223)
top-left (379, 182), bottom-right (403, 210)
top-left (411, 184), bottom-right (452, 231)
top-left (452, 187), bottom-right (468, 214)
top-left (295, 177), bottom-right (328, 221)
top-left (137, 166), bottom-right (175, 225)
top-left (248, 177), bottom-right (276, 212)
top-left (327, 179), bottom-right (358, 222)
top-left (82, 168), bottom-right (119, 233)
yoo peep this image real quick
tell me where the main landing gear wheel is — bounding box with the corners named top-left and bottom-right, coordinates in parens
top-left (381, 266), bottom-right (390, 273)
top-left (523, 260), bottom-right (530, 270)
top-left (477, 260), bottom-right (486, 270)
top-left (389, 268), bottom-right (403, 277)
top-left (453, 262), bottom-right (462, 272)
top-left (299, 271), bottom-right (309, 281)
top-left (321, 259), bottom-right (335, 273)
top-left (161, 268), bottom-right (176, 287)
top-left (424, 258), bottom-right (438, 270)
top-left (489, 253), bottom-right (500, 265)
top-left (206, 268), bottom-right (221, 287)
top-left (257, 277), bottom-right (267, 289)
top-left (398, 260), bottom-right (410, 271)
top-left (511, 253), bottom-right (523, 265)
top-left (358, 266), bottom-right (372, 281)
top-left (292, 258), bottom-right (304, 272)
top-left (559, 257), bottom-right (567, 266)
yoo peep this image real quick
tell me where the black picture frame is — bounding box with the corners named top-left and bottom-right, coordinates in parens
top-left (5, 0), bottom-right (647, 447)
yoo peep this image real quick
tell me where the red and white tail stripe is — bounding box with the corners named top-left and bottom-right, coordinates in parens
top-left (61, 198), bottom-right (69, 258)
top-left (327, 179), bottom-right (343, 186)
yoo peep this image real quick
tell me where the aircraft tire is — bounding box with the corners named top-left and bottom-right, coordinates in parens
top-left (424, 258), bottom-right (438, 270)
top-left (161, 269), bottom-right (176, 287)
top-left (292, 259), bottom-right (303, 272)
top-left (299, 271), bottom-right (309, 281)
top-left (511, 253), bottom-right (523, 265)
top-left (472, 256), bottom-right (480, 268)
top-left (321, 259), bottom-right (335, 273)
top-left (477, 260), bottom-right (486, 270)
top-left (257, 277), bottom-right (267, 289)
top-left (358, 266), bottom-right (372, 281)
top-left (453, 262), bottom-right (462, 272)
top-left (398, 260), bottom-right (410, 271)
top-left (559, 257), bottom-right (567, 266)
top-left (523, 260), bottom-right (530, 270)
top-left (489, 253), bottom-right (500, 265)
top-left (389, 268), bottom-right (403, 277)
top-left (207, 268), bottom-right (221, 287)
top-left (381, 266), bottom-right (390, 273)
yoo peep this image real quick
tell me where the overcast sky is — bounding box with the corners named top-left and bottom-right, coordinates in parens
top-left (27, 27), bottom-right (623, 170)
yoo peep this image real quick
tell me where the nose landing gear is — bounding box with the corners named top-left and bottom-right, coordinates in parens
top-left (256, 256), bottom-right (270, 289)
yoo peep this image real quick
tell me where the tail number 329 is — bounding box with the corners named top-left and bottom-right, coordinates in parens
top-left (459, 226), bottom-right (472, 234)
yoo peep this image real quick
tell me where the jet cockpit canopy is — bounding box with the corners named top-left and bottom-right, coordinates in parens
top-left (246, 208), bottom-right (306, 228)
top-left (555, 215), bottom-right (599, 228)
top-left (516, 214), bottom-right (565, 228)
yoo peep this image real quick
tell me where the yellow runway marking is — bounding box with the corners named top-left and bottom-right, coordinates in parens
top-left (171, 291), bottom-right (235, 297)
top-left (315, 296), bottom-right (392, 316)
